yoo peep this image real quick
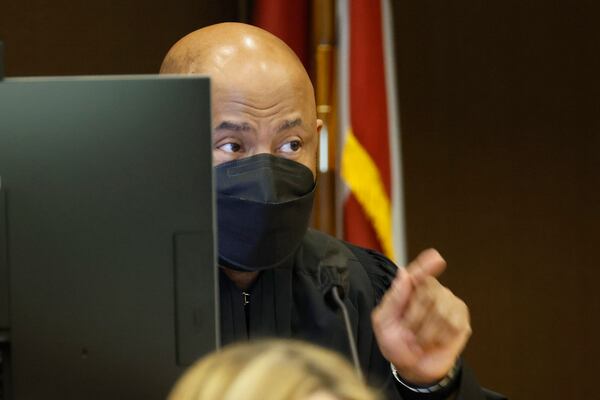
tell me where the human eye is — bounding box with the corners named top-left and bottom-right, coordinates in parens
top-left (279, 139), bottom-right (303, 154)
top-left (217, 141), bottom-right (242, 153)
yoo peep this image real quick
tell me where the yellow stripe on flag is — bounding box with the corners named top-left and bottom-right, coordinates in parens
top-left (341, 129), bottom-right (394, 259)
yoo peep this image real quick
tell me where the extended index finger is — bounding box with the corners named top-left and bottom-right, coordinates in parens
top-left (405, 248), bottom-right (447, 284)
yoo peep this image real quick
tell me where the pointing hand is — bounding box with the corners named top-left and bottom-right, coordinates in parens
top-left (371, 249), bottom-right (472, 385)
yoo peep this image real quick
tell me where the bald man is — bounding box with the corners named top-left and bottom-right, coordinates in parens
top-left (161, 23), bottom-right (503, 400)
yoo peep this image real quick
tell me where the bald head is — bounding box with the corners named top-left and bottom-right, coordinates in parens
top-left (161, 23), bottom-right (305, 79)
top-left (161, 23), bottom-right (321, 175)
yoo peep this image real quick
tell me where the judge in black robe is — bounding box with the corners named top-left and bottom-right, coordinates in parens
top-left (161, 22), bottom-right (506, 400)
top-left (220, 229), bottom-right (505, 400)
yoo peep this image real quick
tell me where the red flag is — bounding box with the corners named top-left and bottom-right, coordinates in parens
top-left (338, 0), bottom-right (406, 263)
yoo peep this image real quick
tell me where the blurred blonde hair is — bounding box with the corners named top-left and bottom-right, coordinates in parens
top-left (168, 339), bottom-right (380, 400)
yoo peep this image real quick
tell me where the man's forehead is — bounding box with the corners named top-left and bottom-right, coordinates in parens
top-left (211, 79), bottom-right (312, 117)
top-left (214, 118), bottom-right (304, 132)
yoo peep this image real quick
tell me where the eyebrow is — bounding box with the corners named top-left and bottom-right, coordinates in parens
top-left (277, 118), bottom-right (303, 132)
top-left (215, 121), bottom-right (253, 132)
top-left (215, 118), bottom-right (303, 133)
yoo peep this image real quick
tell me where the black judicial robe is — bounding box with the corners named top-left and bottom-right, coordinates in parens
top-left (219, 229), bottom-right (505, 400)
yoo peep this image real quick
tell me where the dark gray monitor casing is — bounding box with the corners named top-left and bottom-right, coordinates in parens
top-left (0, 75), bottom-right (218, 399)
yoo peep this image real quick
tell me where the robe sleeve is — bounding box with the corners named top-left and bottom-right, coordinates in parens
top-left (345, 244), bottom-right (506, 400)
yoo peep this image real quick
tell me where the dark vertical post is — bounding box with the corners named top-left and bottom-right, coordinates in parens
top-left (0, 181), bottom-right (11, 400)
top-left (0, 42), bottom-right (4, 80)
top-left (238, 0), bottom-right (253, 23)
top-left (0, 41), bottom-right (11, 397)
top-left (0, 181), bottom-right (8, 330)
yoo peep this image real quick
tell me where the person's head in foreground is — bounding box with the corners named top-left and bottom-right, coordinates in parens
top-left (169, 339), bottom-right (379, 400)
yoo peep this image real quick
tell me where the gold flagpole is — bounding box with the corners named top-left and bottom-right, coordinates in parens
top-left (311, 0), bottom-right (337, 236)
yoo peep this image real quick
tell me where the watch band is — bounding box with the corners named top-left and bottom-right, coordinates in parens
top-left (390, 359), bottom-right (461, 394)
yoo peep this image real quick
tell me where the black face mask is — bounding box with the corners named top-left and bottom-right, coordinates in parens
top-left (216, 153), bottom-right (316, 272)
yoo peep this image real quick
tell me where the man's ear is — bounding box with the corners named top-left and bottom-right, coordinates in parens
top-left (316, 118), bottom-right (324, 134)
top-left (312, 119), bottom-right (325, 179)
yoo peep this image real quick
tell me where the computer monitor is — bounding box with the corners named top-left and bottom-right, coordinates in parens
top-left (0, 75), bottom-right (218, 399)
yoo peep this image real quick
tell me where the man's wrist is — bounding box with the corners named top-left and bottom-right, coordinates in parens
top-left (390, 359), bottom-right (462, 395)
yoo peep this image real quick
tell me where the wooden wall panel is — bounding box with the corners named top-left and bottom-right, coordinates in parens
top-left (0, 0), bottom-right (239, 76)
top-left (393, 1), bottom-right (600, 398)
